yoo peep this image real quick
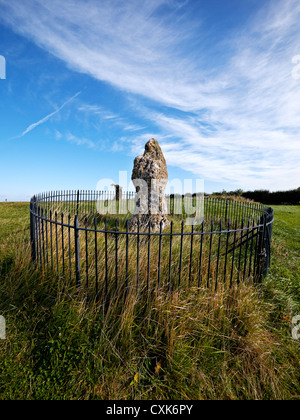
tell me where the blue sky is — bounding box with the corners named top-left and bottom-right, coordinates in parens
top-left (0, 0), bottom-right (300, 201)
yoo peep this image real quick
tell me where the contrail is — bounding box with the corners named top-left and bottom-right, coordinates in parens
top-left (12, 91), bottom-right (81, 139)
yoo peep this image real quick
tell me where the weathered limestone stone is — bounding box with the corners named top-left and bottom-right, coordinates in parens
top-left (129, 138), bottom-right (169, 231)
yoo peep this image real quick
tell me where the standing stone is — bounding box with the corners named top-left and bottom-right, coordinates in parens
top-left (129, 138), bottom-right (169, 231)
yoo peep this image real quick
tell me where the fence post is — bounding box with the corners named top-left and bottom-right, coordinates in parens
top-left (30, 197), bottom-right (36, 262)
top-left (256, 207), bottom-right (274, 281)
top-left (257, 213), bottom-right (267, 282)
top-left (263, 207), bottom-right (273, 275)
top-left (74, 214), bottom-right (81, 287)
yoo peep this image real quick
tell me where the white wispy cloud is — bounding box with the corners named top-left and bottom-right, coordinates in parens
top-left (65, 132), bottom-right (97, 149)
top-left (77, 104), bottom-right (119, 121)
top-left (78, 101), bottom-right (146, 132)
top-left (0, 0), bottom-right (213, 110)
top-left (1, 0), bottom-right (300, 190)
top-left (12, 91), bottom-right (81, 139)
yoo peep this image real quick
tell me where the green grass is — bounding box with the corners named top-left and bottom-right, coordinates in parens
top-left (261, 205), bottom-right (300, 320)
top-left (0, 202), bottom-right (299, 400)
top-left (0, 202), bottom-right (29, 239)
top-left (270, 205), bottom-right (300, 251)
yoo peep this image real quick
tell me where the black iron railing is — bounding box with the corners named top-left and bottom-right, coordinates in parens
top-left (29, 191), bottom-right (273, 301)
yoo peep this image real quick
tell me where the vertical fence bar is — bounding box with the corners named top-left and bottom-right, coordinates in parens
top-left (45, 210), bottom-right (49, 268)
top-left (237, 219), bottom-right (244, 284)
top-left (38, 206), bottom-right (42, 267)
top-left (115, 219), bottom-right (118, 292)
top-left (188, 224), bottom-right (194, 285)
top-left (267, 209), bottom-right (273, 272)
top-left (262, 208), bottom-right (273, 276)
top-left (229, 220), bottom-right (237, 288)
top-left (94, 217), bottom-right (98, 296)
top-left (253, 216), bottom-right (261, 282)
top-left (178, 221), bottom-right (184, 287)
top-left (125, 220), bottom-right (129, 295)
top-left (61, 213), bottom-right (65, 281)
top-left (157, 220), bottom-right (162, 288)
top-left (68, 215), bottom-right (72, 283)
top-left (30, 200), bottom-right (36, 262)
top-left (55, 212), bottom-right (59, 280)
top-left (50, 210), bottom-right (53, 270)
top-left (74, 214), bottom-right (81, 288)
top-left (35, 205), bottom-right (39, 262)
top-left (168, 221), bottom-right (173, 291)
top-left (223, 220), bottom-right (230, 285)
top-left (242, 218), bottom-right (250, 282)
top-left (76, 190), bottom-right (80, 215)
top-left (257, 215), bottom-right (267, 283)
top-left (136, 219), bottom-right (140, 292)
top-left (215, 219), bottom-right (222, 291)
top-left (225, 199), bottom-right (228, 223)
top-left (248, 217), bottom-right (255, 279)
top-left (105, 218), bottom-right (108, 298)
top-left (85, 217), bottom-right (89, 289)
top-left (147, 220), bottom-right (151, 293)
top-left (207, 221), bottom-right (213, 288)
top-left (198, 221), bottom-right (204, 287)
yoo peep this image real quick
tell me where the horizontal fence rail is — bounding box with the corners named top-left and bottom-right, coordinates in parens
top-left (29, 191), bottom-right (274, 302)
top-left (31, 190), bottom-right (266, 221)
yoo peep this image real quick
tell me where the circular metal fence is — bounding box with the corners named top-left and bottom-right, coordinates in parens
top-left (29, 191), bottom-right (274, 301)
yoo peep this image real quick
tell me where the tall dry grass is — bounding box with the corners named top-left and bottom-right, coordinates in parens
top-left (1, 211), bottom-right (299, 400)
top-left (34, 211), bottom-right (261, 307)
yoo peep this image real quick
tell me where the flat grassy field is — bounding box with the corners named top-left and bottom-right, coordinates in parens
top-left (264, 205), bottom-right (300, 314)
top-left (0, 202), bottom-right (299, 400)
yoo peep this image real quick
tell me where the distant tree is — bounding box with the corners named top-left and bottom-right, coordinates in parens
top-left (235, 189), bottom-right (243, 196)
top-left (242, 188), bottom-right (300, 205)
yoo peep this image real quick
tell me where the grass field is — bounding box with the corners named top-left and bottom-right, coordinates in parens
top-left (0, 202), bottom-right (299, 400)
